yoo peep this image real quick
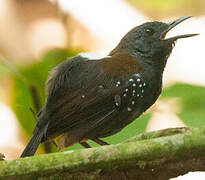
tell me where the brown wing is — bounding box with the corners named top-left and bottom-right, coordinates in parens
top-left (38, 53), bottom-right (144, 140)
top-left (39, 55), bottom-right (115, 138)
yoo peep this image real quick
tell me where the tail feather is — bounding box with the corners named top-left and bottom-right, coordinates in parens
top-left (20, 129), bottom-right (44, 158)
top-left (21, 106), bottom-right (49, 158)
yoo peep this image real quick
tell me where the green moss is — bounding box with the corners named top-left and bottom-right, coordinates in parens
top-left (1, 127), bottom-right (205, 179)
top-left (137, 160), bottom-right (146, 169)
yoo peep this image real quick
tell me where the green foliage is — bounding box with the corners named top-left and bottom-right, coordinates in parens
top-left (0, 62), bottom-right (12, 79)
top-left (12, 77), bottom-right (36, 134)
top-left (162, 83), bottom-right (205, 127)
top-left (11, 49), bottom-right (76, 136)
top-left (127, 0), bottom-right (186, 11)
top-left (104, 114), bottom-right (151, 144)
top-left (126, 0), bottom-right (205, 17)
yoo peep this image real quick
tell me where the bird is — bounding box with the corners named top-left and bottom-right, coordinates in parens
top-left (20, 16), bottom-right (198, 157)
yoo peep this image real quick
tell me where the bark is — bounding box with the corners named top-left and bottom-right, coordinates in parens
top-left (0, 127), bottom-right (205, 180)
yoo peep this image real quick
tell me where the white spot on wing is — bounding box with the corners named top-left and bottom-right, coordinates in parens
top-left (127, 107), bottom-right (132, 111)
top-left (134, 74), bottom-right (140, 77)
top-left (114, 95), bottom-right (121, 106)
top-left (116, 81), bottom-right (121, 87)
top-left (79, 53), bottom-right (111, 60)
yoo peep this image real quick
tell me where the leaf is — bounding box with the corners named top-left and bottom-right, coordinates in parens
top-left (161, 83), bottom-right (205, 127)
top-left (103, 113), bottom-right (151, 144)
top-left (11, 49), bottom-right (77, 136)
top-left (12, 77), bottom-right (36, 134)
top-left (0, 62), bottom-right (12, 79)
top-left (127, 0), bottom-right (186, 11)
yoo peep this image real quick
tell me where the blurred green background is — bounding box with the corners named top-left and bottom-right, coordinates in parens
top-left (127, 0), bottom-right (205, 18)
top-left (0, 0), bottom-right (204, 158)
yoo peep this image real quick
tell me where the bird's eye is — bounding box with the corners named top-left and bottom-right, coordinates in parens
top-left (145, 28), bottom-right (154, 36)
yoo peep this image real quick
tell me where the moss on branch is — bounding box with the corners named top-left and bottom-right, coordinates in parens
top-left (0, 127), bottom-right (205, 180)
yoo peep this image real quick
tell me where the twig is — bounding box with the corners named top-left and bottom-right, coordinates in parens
top-left (29, 85), bottom-right (41, 113)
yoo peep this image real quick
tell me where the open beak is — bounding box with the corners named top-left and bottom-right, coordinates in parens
top-left (160, 16), bottom-right (199, 40)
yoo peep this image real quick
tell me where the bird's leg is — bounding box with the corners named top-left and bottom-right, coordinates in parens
top-left (91, 138), bottom-right (109, 146)
top-left (80, 142), bottom-right (91, 148)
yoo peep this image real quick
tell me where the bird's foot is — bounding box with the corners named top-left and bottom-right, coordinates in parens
top-left (91, 138), bottom-right (109, 146)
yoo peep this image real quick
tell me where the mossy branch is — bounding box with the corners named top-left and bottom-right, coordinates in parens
top-left (0, 127), bottom-right (205, 180)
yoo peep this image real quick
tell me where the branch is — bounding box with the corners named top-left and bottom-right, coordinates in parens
top-left (0, 127), bottom-right (205, 180)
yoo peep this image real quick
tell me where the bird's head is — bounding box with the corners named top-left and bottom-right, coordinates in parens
top-left (110, 16), bottom-right (198, 70)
